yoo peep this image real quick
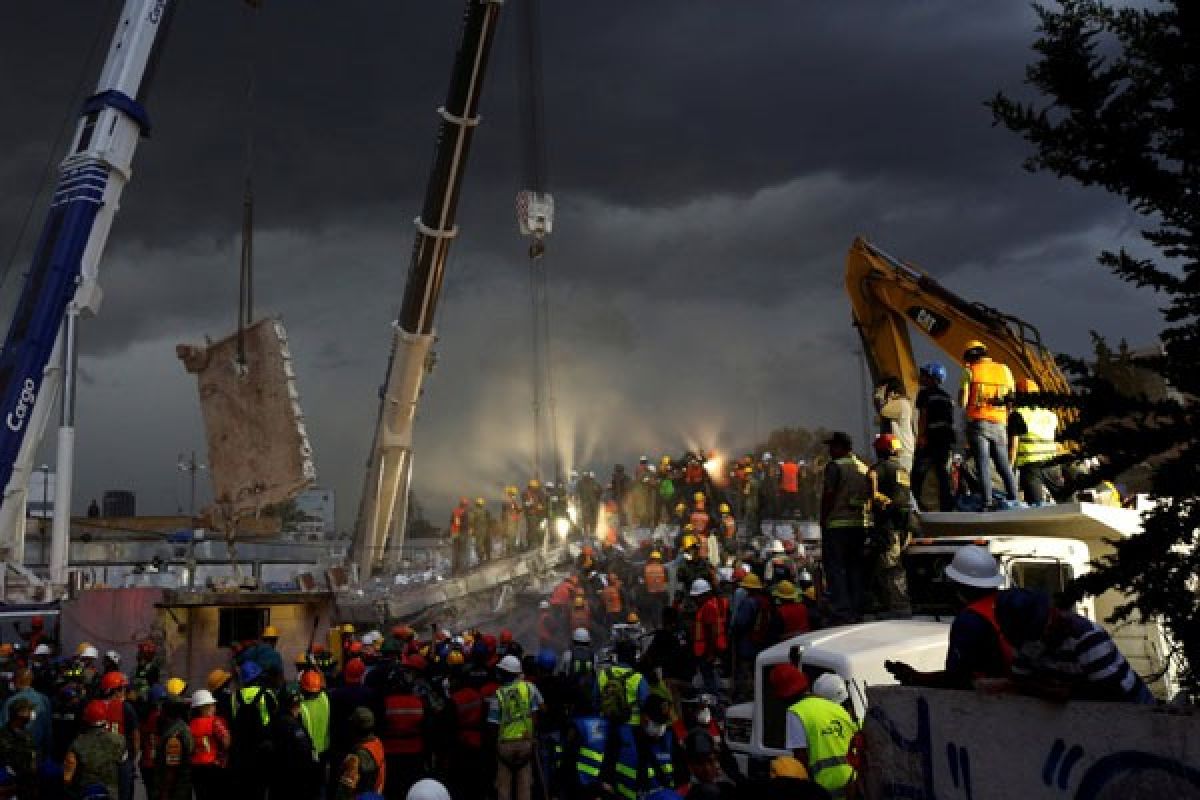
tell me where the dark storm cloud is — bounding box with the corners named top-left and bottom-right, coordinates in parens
top-left (0, 1), bottom-right (1162, 524)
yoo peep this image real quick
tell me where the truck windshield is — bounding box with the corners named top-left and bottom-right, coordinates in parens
top-left (904, 552), bottom-right (961, 616)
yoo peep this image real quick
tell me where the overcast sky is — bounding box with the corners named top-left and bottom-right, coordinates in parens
top-left (0, 1), bottom-right (1162, 530)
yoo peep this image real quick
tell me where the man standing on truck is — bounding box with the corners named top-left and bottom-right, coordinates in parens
top-left (912, 362), bottom-right (957, 511)
top-left (885, 545), bottom-right (1012, 689)
top-left (875, 376), bottom-right (917, 471)
top-left (820, 432), bottom-right (872, 622)
top-left (868, 433), bottom-right (913, 616)
top-left (959, 341), bottom-right (1020, 509)
top-left (1008, 379), bottom-right (1067, 505)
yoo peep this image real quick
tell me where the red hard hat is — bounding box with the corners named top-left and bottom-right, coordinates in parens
top-left (499, 629), bottom-right (513, 645)
top-left (732, 566), bottom-right (748, 582)
top-left (299, 669), bottom-right (324, 693)
top-left (348, 641), bottom-right (363, 654)
top-left (30, 615), bottom-right (44, 628)
top-left (770, 664), bottom-right (809, 699)
top-left (343, 658), bottom-right (366, 684)
top-left (100, 671), bottom-right (128, 693)
top-left (83, 700), bottom-right (108, 726)
top-left (873, 433), bottom-right (899, 455)
top-left (403, 654), bottom-right (428, 672)
top-left (483, 634), bottom-right (497, 653)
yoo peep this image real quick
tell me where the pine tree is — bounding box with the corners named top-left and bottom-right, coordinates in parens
top-left (989, 0), bottom-right (1198, 697)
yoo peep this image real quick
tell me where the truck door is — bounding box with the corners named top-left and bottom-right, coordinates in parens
top-left (1008, 558), bottom-right (1094, 618)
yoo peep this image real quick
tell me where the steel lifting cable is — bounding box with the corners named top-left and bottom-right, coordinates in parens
top-left (236, 0), bottom-right (260, 368)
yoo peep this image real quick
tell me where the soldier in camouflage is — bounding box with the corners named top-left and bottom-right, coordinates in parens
top-left (64, 700), bottom-right (127, 799)
top-left (0, 696), bottom-right (38, 797)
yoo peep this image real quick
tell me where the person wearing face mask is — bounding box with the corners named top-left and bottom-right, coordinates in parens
top-left (0, 696), bottom-right (38, 797)
top-left (637, 696), bottom-right (682, 795)
top-left (0, 668), bottom-right (51, 755)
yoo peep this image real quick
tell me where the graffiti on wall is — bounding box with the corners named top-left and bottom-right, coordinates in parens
top-left (867, 694), bottom-right (1200, 799)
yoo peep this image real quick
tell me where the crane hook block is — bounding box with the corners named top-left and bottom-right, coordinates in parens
top-left (517, 190), bottom-right (554, 237)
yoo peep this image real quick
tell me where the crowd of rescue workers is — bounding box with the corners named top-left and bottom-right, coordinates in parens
top-left (0, 346), bottom-right (1155, 800)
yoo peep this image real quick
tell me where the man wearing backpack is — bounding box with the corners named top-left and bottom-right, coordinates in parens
top-left (229, 660), bottom-right (275, 800)
top-left (593, 641), bottom-right (649, 796)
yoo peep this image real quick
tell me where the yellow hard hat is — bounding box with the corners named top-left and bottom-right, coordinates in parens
top-left (475, 497), bottom-right (485, 506)
top-left (771, 756), bottom-right (809, 780)
top-left (963, 339), bottom-right (987, 357)
top-left (529, 479), bottom-right (540, 489)
top-left (693, 492), bottom-right (705, 502)
top-left (740, 573), bottom-right (763, 590)
top-left (649, 550), bottom-right (662, 560)
top-left (447, 651), bottom-right (465, 666)
top-left (165, 677), bottom-right (187, 697)
top-left (340, 623), bottom-right (355, 634)
top-left (262, 625), bottom-right (280, 639)
top-left (573, 596), bottom-right (586, 608)
top-left (674, 503), bottom-right (686, 513)
top-left (660, 455), bottom-right (670, 465)
top-left (772, 580), bottom-right (799, 600)
top-left (627, 612), bottom-right (640, 624)
top-left (76, 641), bottom-right (93, 656)
top-left (718, 503), bottom-right (731, 514)
top-left (206, 669), bottom-right (232, 693)
top-left (681, 534), bottom-right (697, 550)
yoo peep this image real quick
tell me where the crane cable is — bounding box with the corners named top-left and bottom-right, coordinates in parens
top-left (515, 0), bottom-right (562, 483)
top-left (236, 0), bottom-right (260, 368)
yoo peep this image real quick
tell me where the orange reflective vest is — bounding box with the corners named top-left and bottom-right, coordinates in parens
top-left (382, 693), bottom-right (425, 755)
top-left (360, 737), bottom-right (387, 793)
top-left (452, 687), bottom-right (484, 749)
top-left (965, 594), bottom-right (1015, 673)
top-left (780, 461), bottom-right (800, 493)
top-left (644, 563), bottom-right (667, 594)
top-left (963, 358), bottom-right (1013, 424)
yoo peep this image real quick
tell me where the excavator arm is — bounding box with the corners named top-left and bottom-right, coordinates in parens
top-left (846, 237), bottom-right (1073, 418)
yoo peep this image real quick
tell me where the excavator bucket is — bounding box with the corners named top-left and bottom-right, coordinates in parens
top-left (176, 318), bottom-right (315, 524)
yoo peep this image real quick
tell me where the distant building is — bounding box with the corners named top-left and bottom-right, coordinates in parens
top-left (294, 487), bottom-right (336, 538)
top-left (29, 469), bottom-right (55, 519)
top-left (103, 490), bottom-right (136, 518)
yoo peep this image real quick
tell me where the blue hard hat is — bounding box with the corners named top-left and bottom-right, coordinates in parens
top-left (920, 362), bottom-right (947, 384)
top-left (148, 684), bottom-right (167, 704)
top-left (536, 647), bottom-right (558, 673)
top-left (239, 660), bottom-right (263, 683)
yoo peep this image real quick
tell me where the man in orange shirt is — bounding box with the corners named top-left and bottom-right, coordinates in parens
top-left (959, 341), bottom-right (1019, 509)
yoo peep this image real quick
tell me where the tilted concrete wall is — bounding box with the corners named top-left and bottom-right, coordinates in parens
top-left (862, 686), bottom-right (1199, 800)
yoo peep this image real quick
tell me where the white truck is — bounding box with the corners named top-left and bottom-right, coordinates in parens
top-left (723, 501), bottom-right (1180, 778)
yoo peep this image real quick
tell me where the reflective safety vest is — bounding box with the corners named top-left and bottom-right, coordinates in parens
top-left (353, 737), bottom-right (386, 794)
top-left (1015, 407), bottom-right (1058, 466)
top-left (826, 456), bottom-right (871, 529)
top-left (569, 645), bottom-right (596, 677)
top-left (965, 594), bottom-right (1015, 672)
top-left (787, 696), bottom-right (858, 797)
top-left (644, 562), bottom-right (667, 594)
top-left (573, 715), bottom-right (607, 787)
top-left (299, 691), bottom-right (331, 756)
top-left (597, 666), bottom-right (643, 726)
top-left (381, 693), bottom-right (425, 755)
top-left (496, 681), bottom-right (534, 742)
top-left (451, 687), bottom-right (484, 749)
top-left (233, 686), bottom-right (272, 728)
top-left (963, 358), bottom-right (1013, 424)
top-left (780, 461), bottom-right (800, 493)
top-left (189, 716), bottom-right (219, 766)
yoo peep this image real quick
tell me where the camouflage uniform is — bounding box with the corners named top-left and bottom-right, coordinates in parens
top-left (0, 710), bottom-right (38, 796)
top-left (65, 725), bottom-right (127, 798)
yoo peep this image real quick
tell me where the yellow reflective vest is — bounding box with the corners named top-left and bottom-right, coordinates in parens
top-left (1015, 407), bottom-right (1058, 466)
top-left (496, 681), bottom-right (534, 742)
top-left (787, 696), bottom-right (857, 798)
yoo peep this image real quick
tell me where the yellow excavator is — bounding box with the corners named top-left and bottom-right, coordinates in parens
top-left (845, 236), bottom-right (1074, 424)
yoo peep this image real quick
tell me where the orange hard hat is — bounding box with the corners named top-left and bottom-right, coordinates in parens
top-left (83, 700), bottom-right (109, 726)
top-left (343, 658), bottom-right (366, 684)
top-left (100, 671), bottom-right (128, 692)
top-left (299, 669), bottom-right (324, 693)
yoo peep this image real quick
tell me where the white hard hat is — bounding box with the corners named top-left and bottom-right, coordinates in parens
top-left (647, 465), bottom-right (657, 473)
top-left (497, 655), bottom-right (522, 675)
top-left (943, 545), bottom-right (1004, 589)
top-left (640, 455), bottom-right (649, 462)
top-left (813, 673), bottom-right (849, 705)
top-left (34, 644), bottom-right (52, 656)
top-left (81, 646), bottom-right (99, 659)
top-left (539, 600), bottom-right (550, 610)
top-left (105, 650), bottom-right (121, 663)
top-left (190, 689), bottom-right (216, 708)
top-left (407, 778), bottom-right (452, 800)
top-left (770, 540), bottom-right (786, 554)
top-left (572, 627), bottom-right (591, 644)
top-left (762, 452), bottom-right (773, 460)
top-left (717, 567), bottom-right (734, 584)
top-left (690, 578), bottom-right (712, 597)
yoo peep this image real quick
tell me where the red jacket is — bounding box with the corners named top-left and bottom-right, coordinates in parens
top-left (776, 602), bottom-right (811, 638)
top-left (693, 596), bottom-right (728, 658)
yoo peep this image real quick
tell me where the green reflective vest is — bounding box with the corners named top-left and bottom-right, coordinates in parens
top-left (788, 696), bottom-right (857, 797)
top-left (300, 691), bottom-right (331, 756)
top-left (233, 686), bottom-right (272, 728)
top-left (1015, 408), bottom-right (1058, 466)
top-left (496, 681), bottom-right (534, 742)
top-left (597, 665), bottom-right (643, 726)
top-left (827, 456), bottom-right (871, 529)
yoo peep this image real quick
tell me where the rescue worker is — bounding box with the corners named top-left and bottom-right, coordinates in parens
top-left (637, 606), bottom-right (693, 722)
top-left (298, 668), bottom-right (331, 784)
top-left (229, 660), bottom-right (275, 800)
top-left (489, 655), bottom-right (543, 800)
top-left (775, 663), bottom-right (857, 798)
top-left (522, 480), bottom-right (547, 551)
top-left (655, 461), bottom-right (677, 529)
top-left (156, 692), bottom-right (195, 800)
top-left (600, 572), bottom-right (625, 630)
top-left (578, 471), bottom-right (602, 537)
top-left (771, 581), bottom-right (811, 639)
top-left (642, 550), bottom-right (669, 626)
top-left (691, 579), bottom-right (727, 698)
top-left (593, 639), bottom-right (650, 794)
top-left (742, 465), bottom-right (762, 538)
top-left (133, 640), bottom-right (161, 688)
top-left (912, 361), bottom-right (956, 511)
top-left (886, 545), bottom-right (1013, 689)
top-left (503, 486), bottom-right (524, 555)
top-left (634, 464), bottom-right (658, 528)
top-left (718, 503), bottom-right (738, 560)
top-left (868, 433), bottom-right (913, 616)
top-left (688, 492), bottom-right (712, 539)
top-left (674, 535), bottom-right (714, 612)
top-left (449, 498), bottom-right (469, 575)
top-left (730, 572), bottom-right (772, 702)
top-left (65, 700), bottom-right (127, 799)
top-left (379, 658), bottom-right (429, 798)
top-left (0, 668), bottom-right (50, 755)
top-left (0, 697), bottom-right (37, 799)
top-left (560, 628), bottom-right (596, 695)
top-left (137, 685), bottom-right (166, 799)
top-left (206, 669), bottom-right (233, 726)
top-left (764, 539), bottom-right (797, 586)
top-left (97, 671), bottom-right (138, 800)
top-left (959, 340), bottom-right (1019, 508)
top-left (875, 376), bottom-right (917, 472)
top-left (267, 685), bottom-right (321, 800)
top-left (1008, 378), bottom-right (1066, 504)
top-left (682, 728), bottom-right (739, 798)
top-left (780, 457), bottom-right (801, 517)
top-left (189, 689), bottom-right (231, 800)
top-left (335, 708), bottom-right (386, 800)
top-left (469, 497), bottom-right (492, 563)
top-left (610, 464), bottom-right (631, 528)
top-left (819, 431), bottom-right (871, 622)
top-left (446, 663), bottom-right (485, 799)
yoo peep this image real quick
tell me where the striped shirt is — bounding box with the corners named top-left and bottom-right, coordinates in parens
top-left (1011, 610), bottom-right (1154, 704)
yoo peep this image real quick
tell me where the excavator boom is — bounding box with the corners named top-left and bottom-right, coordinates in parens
top-left (846, 237), bottom-right (1073, 414)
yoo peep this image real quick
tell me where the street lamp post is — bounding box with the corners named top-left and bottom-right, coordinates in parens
top-left (177, 451), bottom-right (207, 589)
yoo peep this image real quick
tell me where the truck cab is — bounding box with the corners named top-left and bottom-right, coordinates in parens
top-left (723, 620), bottom-right (949, 781)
